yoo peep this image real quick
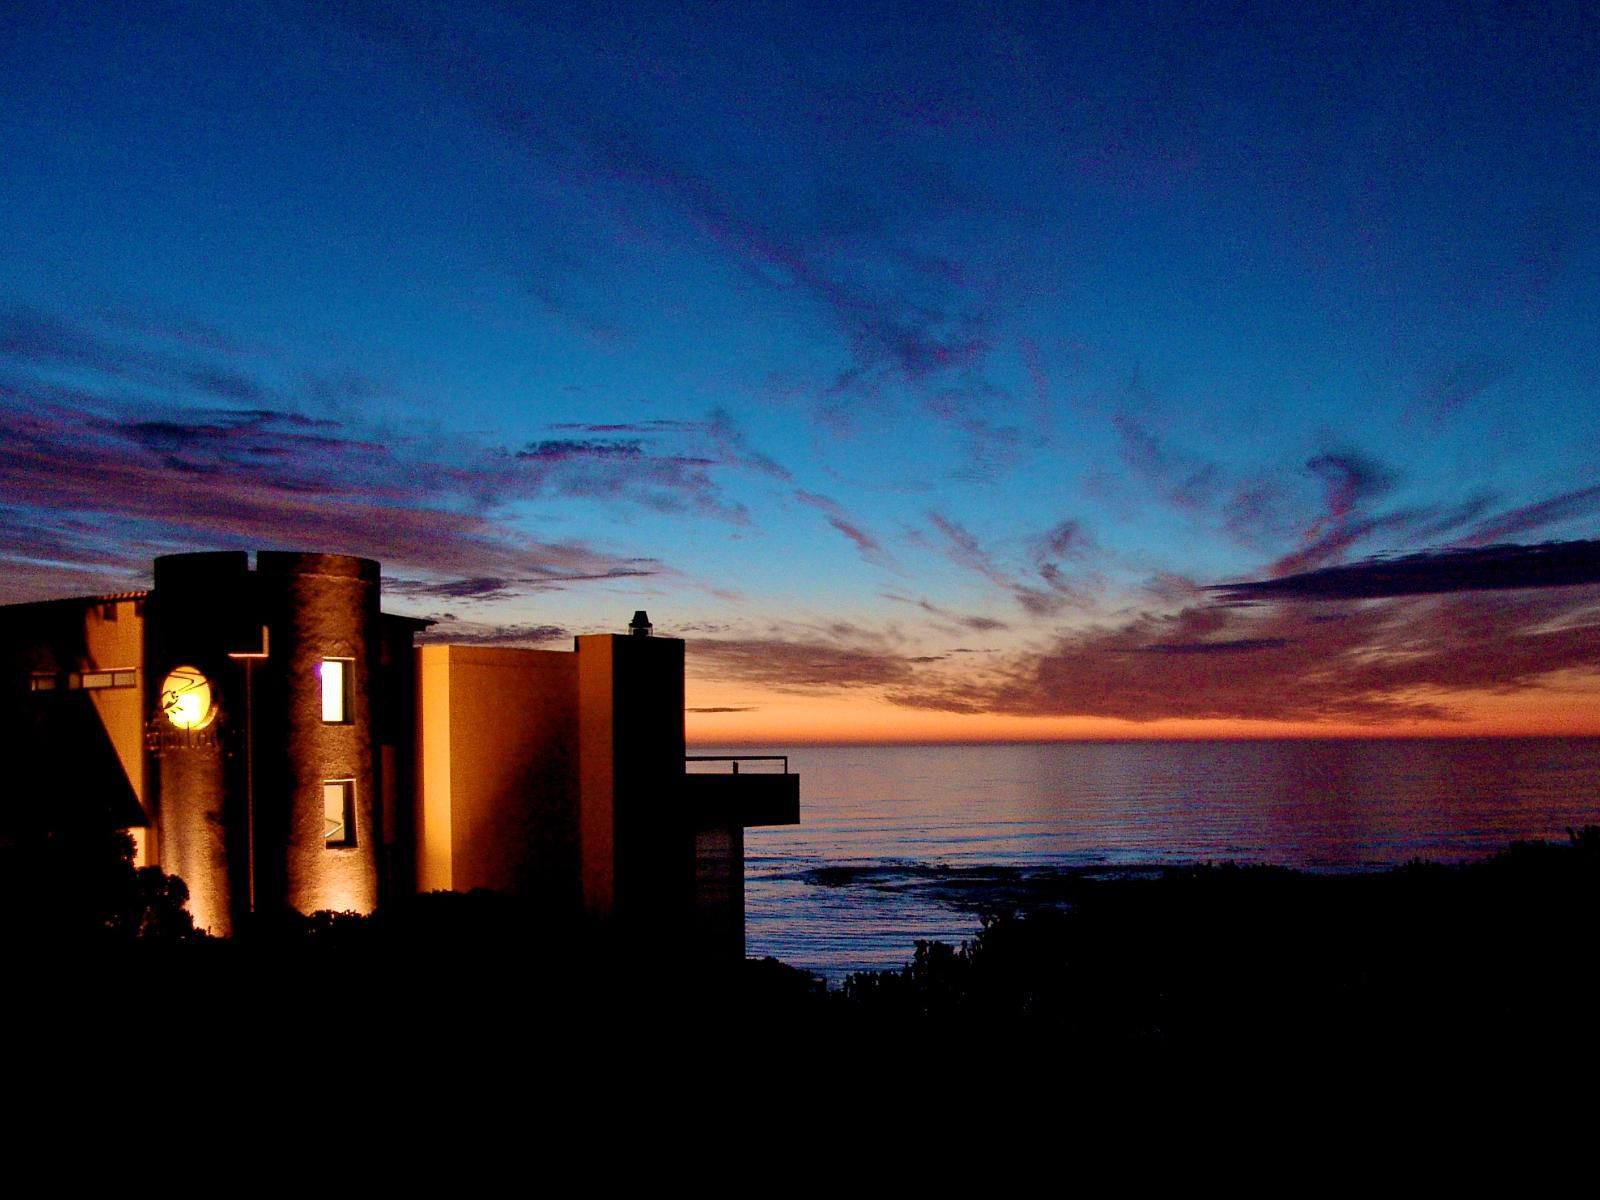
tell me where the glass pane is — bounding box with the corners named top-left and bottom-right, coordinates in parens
top-left (323, 781), bottom-right (350, 844)
top-left (320, 659), bottom-right (346, 722)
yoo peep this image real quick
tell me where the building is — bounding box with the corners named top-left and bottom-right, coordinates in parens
top-left (0, 550), bottom-right (798, 955)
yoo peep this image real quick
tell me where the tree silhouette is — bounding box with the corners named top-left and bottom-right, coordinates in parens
top-left (0, 821), bottom-right (196, 946)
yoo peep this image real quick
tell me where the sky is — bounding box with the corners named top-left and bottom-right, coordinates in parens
top-left (3, 1), bottom-right (1600, 743)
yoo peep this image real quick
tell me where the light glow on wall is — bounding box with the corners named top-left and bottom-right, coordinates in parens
top-left (160, 665), bottom-right (214, 730)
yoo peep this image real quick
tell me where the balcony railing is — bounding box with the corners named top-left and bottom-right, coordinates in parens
top-left (684, 754), bottom-right (790, 775)
top-left (682, 755), bottom-right (798, 826)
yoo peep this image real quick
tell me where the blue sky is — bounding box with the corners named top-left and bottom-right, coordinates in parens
top-left (4, 1), bottom-right (1600, 739)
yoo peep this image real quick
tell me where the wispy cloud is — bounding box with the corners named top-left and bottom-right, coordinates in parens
top-left (387, 576), bottom-right (522, 601)
top-left (927, 512), bottom-right (1017, 591)
top-left (1104, 411), bottom-right (1514, 581)
top-left (794, 490), bottom-right (897, 571)
top-left (897, 539), bottom-right (1600, 725)
top-left (511, 432), bottom-right (740, 519)
top-left (0, 339), bottom-right (657, 602)
top-left (1111, 412), bottom-right (1222, 513)
top-left (925, 511), bottom-right (1088, 617)
top-left (1033, 519), bottom-right (1092, 562)
top-left (0, 308), bottom-right (810, 601)
top-left (358, 8), bottom-right (1025, 463)
top-left (683, 541), bottom-right (1600, 725)
top-left (1268, 450), bottom-right (1402, 576)
top-left (543, 407), bottom-right (793, 514)
top-left (897, 589), bottom-right (1600, 724)
top-left (689, 636), bottom-right (922, 692)
top-left (387, 570), bottom-right (653, 602)
top-left (1018, 336), bottom-right (1053, 435)
top-left (0, 391), bottom-right (658, 603)
top-left (1414, 355), bottom-right (1512, 425)
top-left (1461, 484), bottom-right (1600, 546)
top-left (892, 596), bottom-right (1010, 634)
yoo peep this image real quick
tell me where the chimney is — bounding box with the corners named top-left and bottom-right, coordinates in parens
top-left (629, 610), bottom-right (653, 637)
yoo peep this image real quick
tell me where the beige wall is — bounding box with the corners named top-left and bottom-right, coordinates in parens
top-left (83, 599), bottom-right (149, 863)
top-left (416, 645), bottom-right (581, 905)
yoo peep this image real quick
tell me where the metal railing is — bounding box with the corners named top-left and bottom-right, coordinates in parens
top-left (684, 754), bottom-right (789, 775)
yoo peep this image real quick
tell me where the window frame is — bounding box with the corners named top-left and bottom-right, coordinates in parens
top-left (29, 669), bottom-right (136, 693)
top-left (322, 779), bottom-right (356, 848)
top-left (320, 657), bottom-right (354, 724)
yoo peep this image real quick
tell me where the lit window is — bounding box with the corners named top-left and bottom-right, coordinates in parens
top-left (29, 672), bottom-right (57, 692)
top-left (320, 659), bottom-right (352, 723)
top-left (323, 780), bottom-right (355, 846)
top-left (69, 669), bottom-right (137, 690)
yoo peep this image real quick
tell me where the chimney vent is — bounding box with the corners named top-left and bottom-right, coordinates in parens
top-left (629, 610), bottom-right (653, 637)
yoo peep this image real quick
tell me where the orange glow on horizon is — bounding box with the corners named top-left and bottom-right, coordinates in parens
top-left (684, 676), bottom-right (1600, 746)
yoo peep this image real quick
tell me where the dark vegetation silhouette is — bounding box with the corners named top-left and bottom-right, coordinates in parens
top-left (0, 823), bottom-right (194, 947)
top-left (833, 827), bottom-right (1600, 1054)
top-left (7, 807), bottom-right (1597, 1055)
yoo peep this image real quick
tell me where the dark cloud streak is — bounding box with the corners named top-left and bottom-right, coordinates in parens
top-left (415, 619), bottom-right (569, 647)
top-left (1217, 540), bottom-right (1600, 602)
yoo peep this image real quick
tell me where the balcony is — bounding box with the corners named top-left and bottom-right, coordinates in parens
top-left (683, 755), bottom-right (799, 828)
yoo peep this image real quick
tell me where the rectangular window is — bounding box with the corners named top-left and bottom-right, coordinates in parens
top-left (323, 780), bottom-right (355, 847)
top-left (320, 658), bottom-right (352, 723)
top-left (29, 672), bottom-right (57, 692)
top-left (73, 670), bottom-right (136, 691)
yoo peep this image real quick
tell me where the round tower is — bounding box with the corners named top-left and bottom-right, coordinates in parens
top-left (148, 552), bottom-right (251, 935)
top-left (251, 552), bottom-right (382, 918)
top-left (148, 551), bottom-right (383, 931)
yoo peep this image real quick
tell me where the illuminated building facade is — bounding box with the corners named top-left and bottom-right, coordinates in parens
top-left (0, 551), bottom-right (797, 954)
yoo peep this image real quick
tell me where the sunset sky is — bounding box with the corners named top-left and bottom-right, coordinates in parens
top-left (4, 2), bottom-right (1599, 743)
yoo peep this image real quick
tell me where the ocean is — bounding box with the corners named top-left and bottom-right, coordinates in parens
top-left (728, 738), bottom-right (1600, 980)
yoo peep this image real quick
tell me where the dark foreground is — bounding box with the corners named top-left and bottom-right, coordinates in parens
top-left (7, 828), bottom-right (1600, 1060)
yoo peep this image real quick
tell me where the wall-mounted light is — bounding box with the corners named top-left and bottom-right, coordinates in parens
top-left (160, 665), bottom-right (215, 730)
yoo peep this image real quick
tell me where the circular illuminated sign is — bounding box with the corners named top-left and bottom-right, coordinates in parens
top-left (160, 665), bottom-right (215, 730)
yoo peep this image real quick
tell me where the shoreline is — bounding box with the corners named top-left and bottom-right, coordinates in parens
top-left (750, 834), bottom-right (1600, 980)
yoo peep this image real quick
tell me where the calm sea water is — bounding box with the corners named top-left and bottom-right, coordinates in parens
top-left (723, 738), bottom-right (1600, 980)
